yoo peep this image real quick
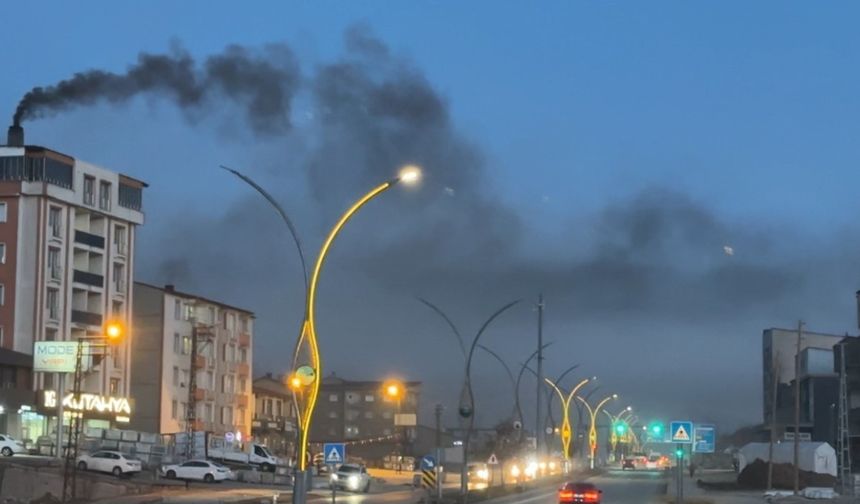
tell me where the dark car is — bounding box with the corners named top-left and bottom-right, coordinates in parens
top-left (622, 458), bottom-right (635, 470)
top-left (558, 482), bottom-right (602, 503)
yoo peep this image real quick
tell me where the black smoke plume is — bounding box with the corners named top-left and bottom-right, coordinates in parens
top-left (13, 43), bottom-right (300, 134)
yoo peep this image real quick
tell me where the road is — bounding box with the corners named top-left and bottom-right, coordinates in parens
top-left (483, 469), bottom-right (668, 504)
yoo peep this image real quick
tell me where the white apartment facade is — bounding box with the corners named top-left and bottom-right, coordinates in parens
top-left (131, 282), bottom-right (253, 437)
top-left (0, 127), bottom-right (145, 439)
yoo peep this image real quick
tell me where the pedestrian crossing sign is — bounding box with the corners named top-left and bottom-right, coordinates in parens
top-left (670, 421), bottom-right (693, 444)
top-left (323, 443), bottom-right (346, 464)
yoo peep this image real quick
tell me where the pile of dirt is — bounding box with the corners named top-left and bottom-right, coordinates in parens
top-left (737, 460), bottom-right (836, 490)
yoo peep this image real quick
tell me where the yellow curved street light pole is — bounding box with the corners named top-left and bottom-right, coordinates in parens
top-left (603, 406), bottom-right (632, 461)
top-left (576, 394), bottom-right (618, 469)
top-left (544, 377), bottom-right (592, 465)
top-left (292, 166), bottom-right (421, 481)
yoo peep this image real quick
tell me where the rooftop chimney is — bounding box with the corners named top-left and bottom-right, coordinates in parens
top-left (165, 284), bottom-right (175, 292)
top-left (7, 125), bottom-right (23, 147)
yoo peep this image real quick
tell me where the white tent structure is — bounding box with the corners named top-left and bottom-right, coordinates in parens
top-left (737, 442), bottom-right (837, 476)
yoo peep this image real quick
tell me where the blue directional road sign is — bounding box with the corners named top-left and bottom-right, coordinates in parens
top-left (420, 455), bottom-right (436, 470)
top-left (693, 424), bottom-right (716, 453)
top-left (323, 443), bottom-right (346, 465)
top-left (670, 421), bottom-right (693, 444)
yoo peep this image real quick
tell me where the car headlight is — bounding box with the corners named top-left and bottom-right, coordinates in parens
top-left (510, 465), bottom-right (520, 478)
top-left (330, 473), bottom-right (339, 481)
top-left (477, 469), bottom-right (489, 481)
top-left (348, 475), bottom-right (360, 489)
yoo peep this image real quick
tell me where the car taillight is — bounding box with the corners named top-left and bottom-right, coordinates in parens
top-left (559, 490), bottom-right (574, 500)
top-left (584, 490), bottom-right (600, 502)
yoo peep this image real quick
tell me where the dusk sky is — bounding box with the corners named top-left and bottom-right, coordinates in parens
top-left (3, 1), bottom-right (860, 432)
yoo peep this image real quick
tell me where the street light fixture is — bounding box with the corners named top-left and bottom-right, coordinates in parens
top-left (222, 163), bottom-right (422, 504)
top-left (576, 393), bottom-right (619, 469)
top-left (543, 377), bottom-right (592, 466)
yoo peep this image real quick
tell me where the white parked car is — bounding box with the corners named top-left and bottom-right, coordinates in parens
top-left (0, 434), bottom-right (26, 456)
top-left (331, 463), bottom-right (371, 493)
top-left (161, 459), bottom-right (233, 483)
top-left (76, 450), bottom-right (142, 477)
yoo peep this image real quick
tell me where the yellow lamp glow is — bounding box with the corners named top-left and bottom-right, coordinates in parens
top-left (398, 166), bottom-right (421, 185)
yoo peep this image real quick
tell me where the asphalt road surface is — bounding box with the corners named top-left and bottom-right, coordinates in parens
top-left (481, 469), bottom-right (668, 504)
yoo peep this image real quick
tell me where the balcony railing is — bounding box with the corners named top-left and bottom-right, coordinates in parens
top-left (237, 395), bottom-right (249, 408)
top-left (236, 362), bottom-right (250, 377)
top-left (74, 230), bottom-right (105, 249)
top-left (73, 269), bottom-right (104, 288)
top-left (238, 332), bottom-right (251, 348)
top-left (193, 388), bottom-right (206, 401)
top-left (193, 355), bottom-right (207, 369)
top-left (71, 310), bottom-right (103, 326)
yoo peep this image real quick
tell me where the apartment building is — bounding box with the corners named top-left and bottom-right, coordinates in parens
top-left (311, 374), bottom-right (420, 462)
top-left (130, 282), bottom-right (253, 437)
top-left (252, 373), bottom-right (297, 457)
top-left (0, 126), bottom-right (145, 439)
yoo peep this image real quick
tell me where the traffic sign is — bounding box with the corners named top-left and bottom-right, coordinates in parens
top-left (487, 453), bottom-right (499, 465)
top-left (420, 455), bottom-right (436, 470)
top-left (693, 424), bottom-right (716, 453)
top-left (225, 432), bottom-right (235, 443)
top-left (670, 421), bottom-right (693, 444)
top-left (323, 443), bottom-right (346, 465)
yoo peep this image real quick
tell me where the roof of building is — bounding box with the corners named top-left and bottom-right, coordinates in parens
top-left (320, 373), bottom-right (421, 389)
top-left (22, 145), bottom-right (149, 187)
top-left (135, 281), bottom-right (255, 316)
top-left (253, 374), bottom-right (291, 400)
top-left (0, 347), bottom-right (32, 368)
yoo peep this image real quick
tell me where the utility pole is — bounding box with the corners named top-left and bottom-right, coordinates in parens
top-left (767, 355), bottom-right (780, 491)
top-left (185, 318), bottom-right (198, 461)
top-left (837, 340), bottom-right (853, 496)
top-left (794, 320), bottom-right (804, 495)
top-left (435, 404), bottom-right (443, 502)
top-left (536, 294), bottom-right (544, 459)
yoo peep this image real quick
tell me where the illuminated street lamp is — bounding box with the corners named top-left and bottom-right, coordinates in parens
top-left (543, 377), bottom-right (593, 465)
top-left (576, 394), bottom-right (619, 469)
top-left (223, 164), bottom-right (422, 504)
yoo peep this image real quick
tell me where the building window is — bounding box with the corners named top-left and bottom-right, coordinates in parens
top-left (183, 303), bottom-right (194, 321)
top-left (329, 411), bottom-right (338, 419)
top-left (229, 344), bottom-right (236, 362)
top-left (227, 313), bottom-right (235, 331)
top-left (0, 242), bottom-right (5, 264)
top-left (221, 375), bottom-right (227, 393)
top-left (171, 400), bottom-right (178, 419)
top-left (45, 328), bottom-right (57, 341)
top-left (113, 225), bottom-right (127, 255)
top-left (109, 378), bottom-right (120, 395)
top-left (207, 306), bottom-right (215, 324)
top-left (0, 326), bottom-right (4, 347)
top-left (83, 175), bottom-right (95, 206)
top-left (329, 394), bottom-right (338, 402)
top-left (181, 369), bottom-right (189, 387)
top-left (182, 335), bottom-right (191, 355)
top-left (113, 262), bottom-right (125, 291)
top-left (276, 401), bottom-right (283, 417)
top-left (240, 317), bottom-right (248, 332)
top-left (173, 333), bottom-right (180, 353)
top-left (205, 403), bottom-right (213, 422)
top-left (365, 395), bottom-right (375, 402)
top-left (112, 301), bottom-right (123, 317)
top-left (382, 411), bottom-right (392, 419)
top-left (46, 288), bottom-right (59, 319)
top-left (219, 406), bottom-right (225, 424)
top-left (173, 366), bottom-right (179, 386)
top-left (240, 349), bottom-right (247, 363)
top-left (174, 300), bottom-right (181, 320)
top-left (48, 206), bottom-right (62, 237)
top-left (239, 377), bottom-right (246, 392)
top-left (0, 202), bottom-right (6, 222)
top-left (98, 180), bottom-right (112, 211)
top-left (206, 370), bottom-right (214, 390)
top-left (48, 247), bottom-right (61, 279)
top-left (0, 283), bottom-right (4, 306)
top-left (221, 343), bottom-right (227, 362)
